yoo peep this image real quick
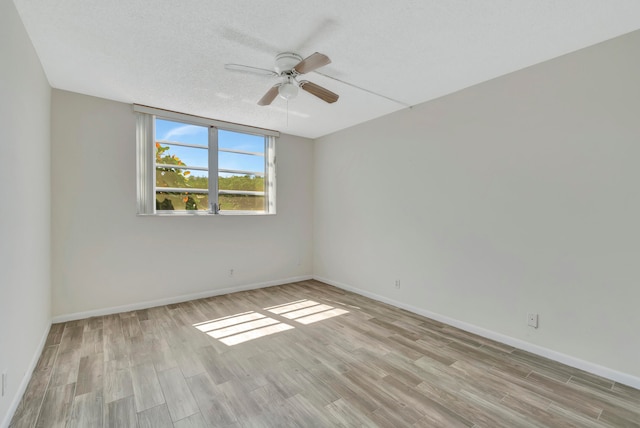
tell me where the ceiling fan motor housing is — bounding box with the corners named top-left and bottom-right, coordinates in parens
top-left (275, 52), bottom-right (303, 74)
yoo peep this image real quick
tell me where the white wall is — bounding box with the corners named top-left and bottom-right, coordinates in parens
top-left (314, 30), bottom-right (640, 382)
top-left (0, 0), bottom-right (52, 425)
top-left (51, 90), bottom-right (314, 318)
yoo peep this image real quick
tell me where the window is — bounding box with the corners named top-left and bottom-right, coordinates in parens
top-left (135, 105), bottom-right (277, 215)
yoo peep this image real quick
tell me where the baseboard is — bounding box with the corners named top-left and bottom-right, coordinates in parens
top-left (52, 275), bottom-right (313, 323)
top-left (314, 275), bottom-right (640, 390)
top-left (1, 323), bottom-right (51, 428)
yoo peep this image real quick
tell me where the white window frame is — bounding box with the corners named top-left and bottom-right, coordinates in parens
top-left (135, 105), bottom-right (278, 216)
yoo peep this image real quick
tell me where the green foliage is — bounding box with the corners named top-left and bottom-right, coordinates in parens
top-left (155, 142), bottom-right (204, 210)
top-left (219, 195), bottom-right (265, 211)
top-left (219, 175), bottom-right (264, 192)
top-left (156, 198), bottom-right (175, 210)
top-left (155, 142), bottom-right (265, 211)
top-left (156, 192), bottom-right (209, 211)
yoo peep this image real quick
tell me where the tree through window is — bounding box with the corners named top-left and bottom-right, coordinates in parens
top-left (136, 106), bottom-right (277, 215)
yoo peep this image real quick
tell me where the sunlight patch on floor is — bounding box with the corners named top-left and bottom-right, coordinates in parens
top-left (193, 311), bottom-right (293, 346)
top-left (207, 317), bottom-right (281, 339)
top-left (193, 311), bottom-right (264, 333)
top-left (193, 299), bottom-right (348, 346)
top-left (294, 308), bottom-right (349, 325)
top-left (265, 299), bottom-right (320, 314)
top-left (267, 299), bottom-right (349, 325)
top-left (220, 322), bottom-right (294, 346)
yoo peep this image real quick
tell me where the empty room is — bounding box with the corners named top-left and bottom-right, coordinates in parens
top-left (2, 0), bottom-right (640, 427)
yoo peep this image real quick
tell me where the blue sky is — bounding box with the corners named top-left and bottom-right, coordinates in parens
top-left (155, 119), bottom-right (266, 177)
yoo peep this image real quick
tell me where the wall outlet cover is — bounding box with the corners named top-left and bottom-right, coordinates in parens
top-left (528, 313), bottom-right (539, 328)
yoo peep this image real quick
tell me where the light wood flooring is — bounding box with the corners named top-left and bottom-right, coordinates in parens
top-left (10, 280), bottom-right (640, 427)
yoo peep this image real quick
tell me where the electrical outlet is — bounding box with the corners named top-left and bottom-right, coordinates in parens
top-left (528, 313), bottom-right (538, 328)
top-left (394, 280), bottom-right (401, 289)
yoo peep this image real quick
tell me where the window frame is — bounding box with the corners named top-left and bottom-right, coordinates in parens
top-left (135, 105), bottom-right (278, 216)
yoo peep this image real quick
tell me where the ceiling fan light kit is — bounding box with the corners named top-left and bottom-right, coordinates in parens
top-left (225, 51), bottom-right (338, 105)
top-left (278, 76), bottom-right (299, 100)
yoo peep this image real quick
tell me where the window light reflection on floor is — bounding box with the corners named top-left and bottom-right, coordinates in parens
top-left (192, 299), bottom-right (348, 346)
top-left (293, 308), bottom-right (349, 325)
top-left (265, 299), bottom-right (318, 314)
top-left (265, 299), bottom-right (348, 324)
top-left (193, 311), bottom-right (263, 333)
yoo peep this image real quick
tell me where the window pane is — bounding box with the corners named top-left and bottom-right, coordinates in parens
top-left (218, 130), bottom-right (266, 211)
top-left (155, 119), bottom-right (209, 213)
top-left (156, 192), bottom-right (209, 211)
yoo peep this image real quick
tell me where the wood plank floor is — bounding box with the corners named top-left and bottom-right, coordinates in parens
top-left (10, 280), bottom-right (640, 427)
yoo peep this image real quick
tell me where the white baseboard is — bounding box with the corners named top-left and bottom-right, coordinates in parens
top-left (52, 275), bottom-right (313, 323)
top-left (314, 275), bottom-right (640, 390)
top-left (1, 323), bottom-right (51, 428)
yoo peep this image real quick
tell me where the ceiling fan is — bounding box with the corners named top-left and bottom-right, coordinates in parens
top-left (225, 52), bottom-right (339, 106)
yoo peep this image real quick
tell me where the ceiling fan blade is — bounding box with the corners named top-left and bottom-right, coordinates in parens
top-left (293, 52), bottom-right (331, 74)
top-left (258, 85), bottom-right (280, 106)
top-left (225, 63), bottom-right (278, 77)
top-left (299, 81), bottom-right (339, 104)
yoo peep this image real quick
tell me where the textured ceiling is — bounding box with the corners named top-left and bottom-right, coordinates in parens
top-left (12, 0), bottom-right (640, 138)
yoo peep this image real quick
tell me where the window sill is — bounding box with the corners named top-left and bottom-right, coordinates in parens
top-left (137, 211), bottom-right (275, 217)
